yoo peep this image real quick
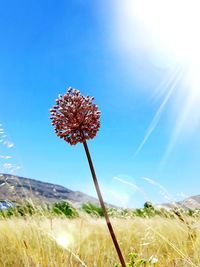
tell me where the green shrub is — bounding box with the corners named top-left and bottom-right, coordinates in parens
top-left (144, 201), bottom-right (154, 209)
top-left (0, 202), bottom-right (48, 218)
top-left (115, 252), bottom-right (158, 266)
top-left (52, 201), bottom-right (78, 218)
top-left (82, 203), bottom-right (103, 217)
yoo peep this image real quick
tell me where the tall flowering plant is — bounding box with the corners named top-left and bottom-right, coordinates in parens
top-left (50, 87), bottom-right (126, 267)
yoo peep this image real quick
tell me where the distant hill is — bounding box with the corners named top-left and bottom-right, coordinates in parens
top-left (0, 173), bottom-right (100, 207)
top-left (157, 195), bottom-right (200, 210)
top-left (1, 173), bottom-right (199, 210)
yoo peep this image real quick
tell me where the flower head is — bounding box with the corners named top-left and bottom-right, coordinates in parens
top-left (50, 87), bottom-right (101, 145)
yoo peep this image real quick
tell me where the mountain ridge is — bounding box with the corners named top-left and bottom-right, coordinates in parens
top-left (1, 173), bottom-right (200, 210)
top-left (0, 173), bottom-right (99, 207)
top-left (157, 195), bottom-right (200, 210)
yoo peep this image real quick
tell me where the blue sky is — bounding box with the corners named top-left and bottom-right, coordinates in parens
top-left (0, 0), bottom-right (200, 207)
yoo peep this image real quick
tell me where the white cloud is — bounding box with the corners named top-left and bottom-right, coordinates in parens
top-left (3, 141), bottom-right (14, 148)
top-left (0, 155), bottom-right (12, 159)
top-left (3, 163), bottom-right (13, 169)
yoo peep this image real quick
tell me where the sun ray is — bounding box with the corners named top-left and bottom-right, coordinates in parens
top-left (134, 66), bottom-right (183, 156)
top-left (112, 0), bottom-right (200, 162)
top-left (151, 65), bottom-right (182, 101)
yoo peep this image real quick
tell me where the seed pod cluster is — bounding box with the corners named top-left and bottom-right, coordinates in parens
top-left (50, 87), bottom-right (101, 145)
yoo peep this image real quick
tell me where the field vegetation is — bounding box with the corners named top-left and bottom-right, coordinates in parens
top-left (0, 201), bottom-right (200, 266)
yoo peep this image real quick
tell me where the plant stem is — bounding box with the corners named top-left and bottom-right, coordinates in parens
top-left (83, 140), bottom-right (126, 267)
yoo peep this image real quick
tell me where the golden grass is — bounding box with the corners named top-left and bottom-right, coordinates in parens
top-left (0, 216), bottom-right (200, 266)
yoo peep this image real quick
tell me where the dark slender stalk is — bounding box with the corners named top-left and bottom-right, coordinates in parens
top-left (83, 140), bottom-right (126, 267)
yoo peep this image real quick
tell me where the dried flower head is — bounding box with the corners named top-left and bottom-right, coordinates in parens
top-left (50, 87), bottom-right (101, 145)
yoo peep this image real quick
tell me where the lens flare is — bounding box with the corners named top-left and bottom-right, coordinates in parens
top-left (54, 232), bottom-right (73, 249)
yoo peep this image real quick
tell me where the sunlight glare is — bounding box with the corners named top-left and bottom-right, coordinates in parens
top-left (133, 0), bottom-right (200, 104)
top-left (112, 0), bottom-right (200, 156)
top-left (113, 0), bottom-right (200, 123)
top-left (134, 0), bottom-right (200, 62)
top-left (55, 232), bottom-right (73, 249)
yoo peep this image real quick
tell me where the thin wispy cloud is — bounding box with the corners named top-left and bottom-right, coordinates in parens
top-left (107, 189), bottom-right (130, 208)
top-left (0, 122), bottom-right (21, 175)
top-left (176, 192), bottom-right (188, 199)
top-left (2, 163), bottom-right (22, 173)
top-left (0, 155), bottom-right (12, 159)
top-left (113, 176), bottom-right (148, 200)
top-left (3, 141), bottom-right (14, 148)
top-left (142, 176), bottom-right (175, 203)
top-left (3, 163), bottom-right (13, 169)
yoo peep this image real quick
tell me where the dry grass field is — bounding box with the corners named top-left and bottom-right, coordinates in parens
top-left (0, 216), bottom-right (200, 267)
